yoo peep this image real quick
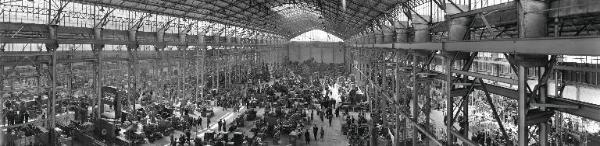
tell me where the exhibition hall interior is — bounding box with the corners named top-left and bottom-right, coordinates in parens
top-left (1, 0), bottom-right (600, 145)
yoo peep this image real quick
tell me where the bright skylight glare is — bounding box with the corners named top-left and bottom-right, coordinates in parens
top-left (290, 29), bottom-right (344, 42)
top-left (271, 4), bottom-right (322, 19)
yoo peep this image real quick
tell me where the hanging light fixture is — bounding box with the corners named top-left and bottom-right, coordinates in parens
top-left (99, 7), bottom-right (105, 12)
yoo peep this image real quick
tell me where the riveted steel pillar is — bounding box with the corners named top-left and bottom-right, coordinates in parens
top-left (0, 50), bottom-right (3, 126)
top-left (518, 65), bottom-right (527, 146)
top-left (446, 4), bottom-right (470, 145)
top-left (411, 54), bottom-right (418, 146)
top-left (226, 36), bottom-right (232, 88)
top-left (177, 30), bottom-right (188, 104)
top-left (93, 28), bottom-right (104, 120)
top-left (154, 45), bottom-right (165, 103)
top-left (127, 30), bottom-right (139, 120)
top-left (517, 1), bottom-right (549, 145)
top-left (394, 52), bottom-right (400, 146)
top-left (199, 33), bottom-right (206, 101)
top-left (411, 14), bottom-right (430, 146)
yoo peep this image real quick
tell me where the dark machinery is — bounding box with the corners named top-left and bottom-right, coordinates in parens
top-left (100, 86), bottom-right (125, 120)
top-left (93, 86), bottom-right (126, 142)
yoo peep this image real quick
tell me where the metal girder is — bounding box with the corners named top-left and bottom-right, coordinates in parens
top-left (0, 38), bottom-right (274, 46)
top-left (129, 13), bottom-right (153, 31)
top-left (448, 128), bottom-right (480, 146)
top-left (531, 56), bottom-right (558, 95)
top-left (93, 8), bottom-right (117, 29)
top-left (446, 0), bottom-right (465, 12)
top-left (397, 111), bottom-right (443, 146)
top-left (67, 0), bottom-right (401, 37)
top-left (49, 2), bottom-right (71, 25)
top-left (418, 70), bottom-right (600, 122)
top-left (450, 88), bottom-right (470, 97)
top-left (452, 69), bottom-right (518, 84)
top-left (448, 2), bottom-right (515, 19)
top-left (478, 78), bottom-right (511, 144)
top-left (432, 0), bottom-right (446, 11)
top-left (352, 36), bottom-right (600, 56)
top-left (554, 65), bottom-right (600, 73)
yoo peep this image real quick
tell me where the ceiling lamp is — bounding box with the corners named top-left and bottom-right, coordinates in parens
top-left (99, 7), bottom-right (105, 12)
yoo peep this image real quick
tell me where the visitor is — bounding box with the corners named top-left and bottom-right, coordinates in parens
top-left (319, 110), bottom-right (324, 122)
top-left (207, 118), bottom-right (211, 129)
top-left (313, 126), bottom-right (318, 140)
top-left (304, 129), bottom-right (311, 144)
top-left (186, 130), bottom-right (191, 142)
top-left (198, 117), bottom-right (202, 127)
top-left (320, 126), bottom-right (325, 141)
top-left (222, 120), bottom-right (227, 132)
top-left (170, 135), bottom-right (176, 146)
top-left (179, 134), bottom-right (186, 145)
top-left (328, 114), bottom-right (333, 126)
top-left (219, 119), bottom-right (224, 131)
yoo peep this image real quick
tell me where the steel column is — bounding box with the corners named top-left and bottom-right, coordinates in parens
top-left (201, 41), bottom-right (206, 101)
top-left (412, 55), bottom-right (418, 146)
top-left (127, 30), bottom-right (139, 119)
top-left (518, 65), bottom-right (528, 146)
top-left (0, 56), bottom-right (3, 126)
top-left (395, 50), bottom-right (402, 146)
top-left (92, 34), bottom-right (104, 120)
top-left (479, 78), bottom-right (511, 143)
top-left (46, 24), bottom-right (58, 145)
top-left (539, 67), bottom-right (548, 146)
top-left (444, 51), bottom-right (454, 145)
top-left (48, 48), bottom-right (57, 146)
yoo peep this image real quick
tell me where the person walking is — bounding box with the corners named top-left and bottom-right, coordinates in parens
top-left (222, 120), bottom-right (227, 132)
top-left (328, 114), bottom-right (333, 126)
top-left (304, 129), bottom-right (311, 144)
top-left (207, 118), bottom-right (211, 129)
top-left (186, 130), bottom-right (191, 143)
top-left (320, 126), bottom-right (324, 140)
top-left (198, 117), bottom-right (202, 128)
top-left (319, 110), bottom-right (324, 122)
top-left (170, 135), bottom-right (176, 146)
top-left (313, 126), bottom-right (318, 140)
top-left (311, 110), bottom-right (314, 121)
top-left (218, 119), bottom-right (222, 131)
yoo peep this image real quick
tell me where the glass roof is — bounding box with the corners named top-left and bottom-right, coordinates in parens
top-left (271, 4), bottom-right (322, 19)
